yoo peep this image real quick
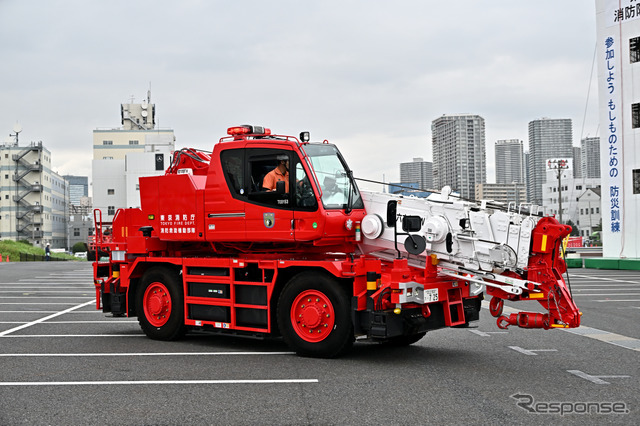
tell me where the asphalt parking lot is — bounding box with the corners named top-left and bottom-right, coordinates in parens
top-left (0, 262), bottom-right (638, 425)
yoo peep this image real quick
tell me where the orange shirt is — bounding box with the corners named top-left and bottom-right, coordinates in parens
top-left (263, 168), bottom-right (289, 192)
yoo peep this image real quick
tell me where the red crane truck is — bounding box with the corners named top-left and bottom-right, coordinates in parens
top-left (93, 125), bottom-right (581, 357)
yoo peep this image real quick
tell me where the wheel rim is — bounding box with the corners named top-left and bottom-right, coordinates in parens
top-left (143, 282), bottom-right (172, 327)
top-left (290, 289), bottom-right (335, 343)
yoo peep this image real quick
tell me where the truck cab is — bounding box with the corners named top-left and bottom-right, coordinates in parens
top-left (136, 125), bottom-right (366, 251)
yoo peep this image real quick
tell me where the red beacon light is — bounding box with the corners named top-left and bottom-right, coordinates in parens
top-left (227, 125), bottom-right (271, 136)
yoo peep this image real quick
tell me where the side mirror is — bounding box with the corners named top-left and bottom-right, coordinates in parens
top-left (386, 200), bottom-right (397, 228)
top-left (276, 180), bottom-right (286, 194)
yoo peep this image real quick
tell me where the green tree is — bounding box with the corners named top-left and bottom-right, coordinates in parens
top-left (72, 241), bottom-right (88, 253)
top-left (565, 219), bottom-right (580, 237)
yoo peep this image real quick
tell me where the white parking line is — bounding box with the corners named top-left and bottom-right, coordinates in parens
top-left (0, 303), bottom-right (93, 305)
top-left (1, 334), bottom-right (144, 338)
top-left (0, 321), bottom-right (137, 324)
top-left (0, 297), bottom-right (95, 299)
top-left (0, 310), bottom-right (98, 313)
top-left (29, 276), bottom-right (93, 279)
top-left (571, 288), bottom-right (640, 291)
top-left (562, 326), bottom-right (640, 351)
top-left (571, 293), bottom-right (640, 296)
top-left (568, 275), bottom-right (640, 284)
top-left (567, 370), bottom-right (631, 385)
top-left (568, 283), bottom-right (640, 287)
top-left (39, 320), bottom-right (138, 324)
top-left (0, 291), bottom-right (95, 293)
top-left (17, 280), bottom-right (92, 283)
top-left (508, 346), bottom-right (558, 356)
top-left (481, 301), bottom-right (640, 352)
top-left (0, 379), bottom-right (318, 386)
top-left (0, 300), bottom-right (94, 336)
top-left (0, 286), bottom-right (92, 289)
top-left (0, 351), bottom-right (294, 357)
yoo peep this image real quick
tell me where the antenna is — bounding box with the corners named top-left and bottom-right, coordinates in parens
top-left (10, 121), bottom-right (22, 146)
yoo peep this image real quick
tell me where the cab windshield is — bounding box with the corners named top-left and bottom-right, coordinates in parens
top-left (303, 143), bottom-right (364, 210)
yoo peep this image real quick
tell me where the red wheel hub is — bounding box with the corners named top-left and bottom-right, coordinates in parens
top-left (291, 290), bottom-right (335, 342)
top-left (143, 282), bottom-right (171, 327)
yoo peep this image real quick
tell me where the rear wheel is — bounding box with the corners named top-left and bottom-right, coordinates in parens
top-left (136, 267), bottom-right (186, 341)
top-left (277, 272), bottom-right (353, 358)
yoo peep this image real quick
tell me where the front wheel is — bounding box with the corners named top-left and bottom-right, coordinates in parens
top-left (277, 272), bottom-right (353, 358)
top-left (136, 267), bottom-right (186, 341)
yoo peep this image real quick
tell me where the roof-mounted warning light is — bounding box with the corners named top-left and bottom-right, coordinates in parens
top-left (227, 125), bottom-right (271, 136)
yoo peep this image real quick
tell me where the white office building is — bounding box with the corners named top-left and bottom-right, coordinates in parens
top-left (0, 135), bottom-right (69, 248)
top-left (577, 187), bottom-right (602, 239)
top-left (92, 91), bottom-right (175, 223)
top-left (542, 158), bottom-right (600, 228)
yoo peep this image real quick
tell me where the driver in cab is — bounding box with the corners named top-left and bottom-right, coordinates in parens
top-left (262, 156), bottom-right (289, 192)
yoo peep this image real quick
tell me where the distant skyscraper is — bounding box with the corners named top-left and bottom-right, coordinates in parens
top-left (495, 139), bottom-right (524, 184)
top-left (580, 136), bottom-right (601, 179)
top-left (527, 118), bottom-right (573, 205)
top-left (400, 157), bottom-right (433, 190)
top-left (573, 146), bottom-right (582, 178)
top-left (431, 114), bottom-right (486, 199)
top-left (63, 175), bottom-right (89, 206)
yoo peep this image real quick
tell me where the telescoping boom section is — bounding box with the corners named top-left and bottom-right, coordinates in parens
top-left (93, 125), bottom-right (581, 357)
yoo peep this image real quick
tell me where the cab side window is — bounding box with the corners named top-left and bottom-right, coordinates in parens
top-left (220, 149), bottom-right (246, 197)
top-left (221, 147), bottom-right (318, 211)
top-left (247, 149), bottom-right (292, 208)
top-left (294, 158), bottom-right (317, 210)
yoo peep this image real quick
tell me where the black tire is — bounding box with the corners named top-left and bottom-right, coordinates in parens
top-left (136, 266), bottom-right (186, 341)
top-left (277, 271), bottom-right (353, 358)
top-left (381, 332), bottom-right (427, 347)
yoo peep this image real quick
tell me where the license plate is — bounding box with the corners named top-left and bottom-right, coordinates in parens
top-left (424, 288), bottom-right (438, 303)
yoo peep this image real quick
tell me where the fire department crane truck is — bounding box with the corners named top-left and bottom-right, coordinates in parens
top-left (93, 125), bottom-right (581, 358)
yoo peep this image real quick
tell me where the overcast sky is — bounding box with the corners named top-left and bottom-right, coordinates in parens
top-left (0, 0), bottom-right (599, 191)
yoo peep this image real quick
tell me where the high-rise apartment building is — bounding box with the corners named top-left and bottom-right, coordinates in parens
top-left (92, 91), bottom-right (175, 223)
top-left (431, 114), bottom-right (486, 199)
top-left (399, 157), bottom-right (433, 191)
top-left (573, 146), bottom-right (582, 178)
top-left (580, 136), bottom-right (601, 179)
top-left (527, 118), bottom-right (573, 206)
top-left (495, 139), bottom-right (524, 184)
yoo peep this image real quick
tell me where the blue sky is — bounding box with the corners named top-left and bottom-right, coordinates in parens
top-left (0, 0), bottom-right (599, 190)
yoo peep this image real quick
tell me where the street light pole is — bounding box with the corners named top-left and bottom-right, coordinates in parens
top-left (548, 159), bottom-right (570, 224)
